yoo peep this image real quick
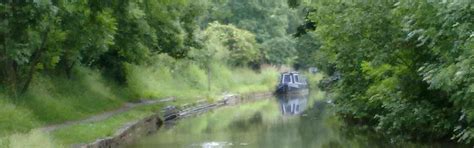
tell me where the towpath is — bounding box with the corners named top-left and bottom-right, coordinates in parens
top-left (39, 98), bottom-right (175, 132)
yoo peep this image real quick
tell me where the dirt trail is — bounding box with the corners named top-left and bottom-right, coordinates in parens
top-left (40, 98), bottom-right (175, 132)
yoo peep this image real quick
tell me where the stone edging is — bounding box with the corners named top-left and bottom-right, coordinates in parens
top-left (80, 91), bottom-right (273, 148)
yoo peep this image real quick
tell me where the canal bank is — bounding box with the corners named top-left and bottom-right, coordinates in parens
top-left (80, 91), bottom-right (274, 148)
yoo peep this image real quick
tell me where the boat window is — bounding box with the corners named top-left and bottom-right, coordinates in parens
top-left (283, 74), bottom-right (291, 83)
top-left (294, 75), bottom-right (299, 83)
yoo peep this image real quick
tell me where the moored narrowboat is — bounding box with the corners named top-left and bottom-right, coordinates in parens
top-left (275, 72), bottom-right (308, 94)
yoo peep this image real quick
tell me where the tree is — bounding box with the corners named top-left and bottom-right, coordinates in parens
top-left (202, 0), bottom-right (303, 66)
top-left (306, 0), bottom-right (474, 143)
top-left (293, 32), bottom-right (320, 69)
top-left (191, 22), bottom-right (260, 67)
top-left (56, 0), bottom-right (117, 78)
top-left (1, 1), bottom-right (66, 94)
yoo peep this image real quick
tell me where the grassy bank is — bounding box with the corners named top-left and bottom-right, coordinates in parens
top-left (125, 55), bottom-right (278, 102)
top-left (0, 67), bottom-right (128, 139)
top-left (0, 55), bottom-right (278, 147)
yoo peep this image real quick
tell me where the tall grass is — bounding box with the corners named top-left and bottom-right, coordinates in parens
top-left (17, 67), bottom-right (126, 124)
top-left (0, 66), bottom-right (129, 141)
top-left (126, 54), bottom-right (279, 102)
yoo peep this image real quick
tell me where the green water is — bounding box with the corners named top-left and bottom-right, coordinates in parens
top-left (130, 93), bottom-right (462, 148)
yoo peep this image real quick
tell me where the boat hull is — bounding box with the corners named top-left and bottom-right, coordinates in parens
top-left (275, 84), bottom-right (309, 95)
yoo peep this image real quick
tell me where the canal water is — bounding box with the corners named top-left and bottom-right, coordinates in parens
top-left (130, 92), bottom-right (462, 148)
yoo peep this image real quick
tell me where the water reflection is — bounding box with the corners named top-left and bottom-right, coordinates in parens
top-left (277, 94), bottom-right (308, 116)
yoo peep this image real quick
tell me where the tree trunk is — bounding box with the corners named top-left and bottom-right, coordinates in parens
top-left (3, 60), bottom-right (18, 97)
top-left (20, 28), bottom-right (49, 94)
top-left (65, 61), bottom-right (75, 79)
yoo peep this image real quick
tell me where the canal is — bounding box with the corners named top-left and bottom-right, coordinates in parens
top-left (130, 92), bottom-right (463, 148)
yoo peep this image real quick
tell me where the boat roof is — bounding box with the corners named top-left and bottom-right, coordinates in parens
top-left (281, 71), bottom-right (299, 75)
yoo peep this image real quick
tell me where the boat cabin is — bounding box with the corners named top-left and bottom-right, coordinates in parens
top-left (280, 72), bottom-right (306, 85)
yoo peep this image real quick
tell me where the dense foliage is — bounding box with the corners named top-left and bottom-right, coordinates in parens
top-left (0, 0), bottom-right (204, 93)
top-left (203, 0), bottom-right (303, 65)
top-left (304, 0), bottom-right (473, 143)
